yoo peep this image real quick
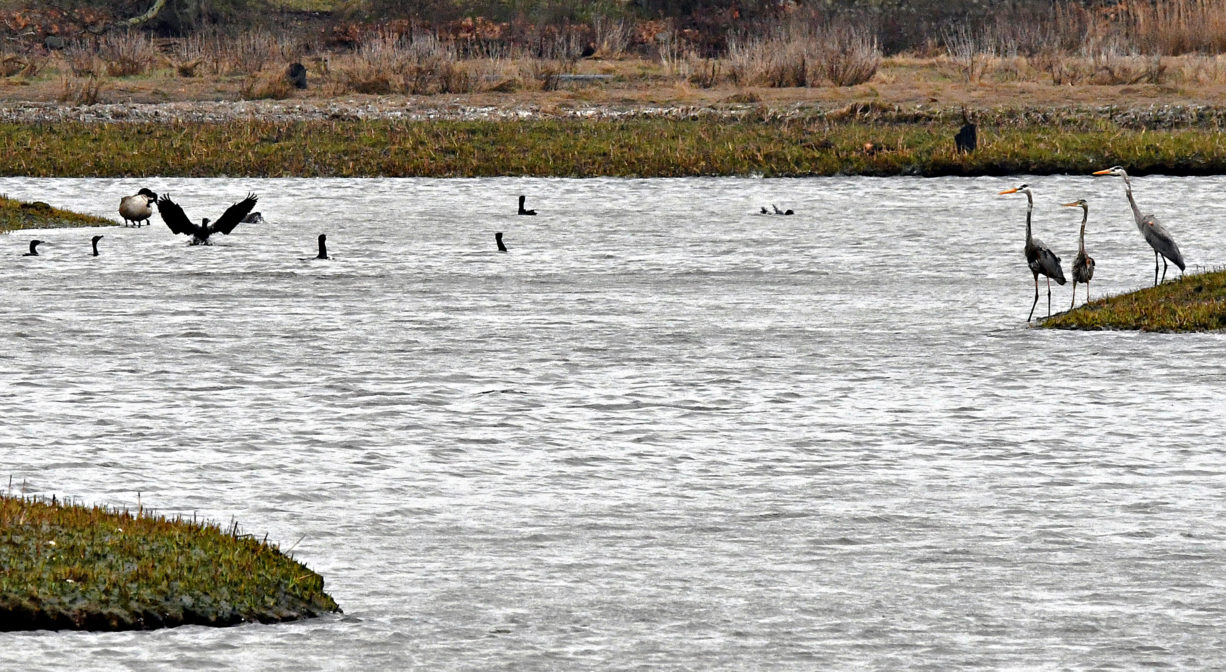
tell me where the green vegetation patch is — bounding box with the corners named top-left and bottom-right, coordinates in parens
top-left (0, 494), bottom-right (339, 631)
top-left (4, 112), bottom-right (1226, 178)
top-left (0, 195), bottom-right (115, 233)
top-left (1043, 270), bottom-right (1226, 332)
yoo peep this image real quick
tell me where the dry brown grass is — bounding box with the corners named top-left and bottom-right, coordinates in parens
top-left (97, 30), bottom-right (159, 77)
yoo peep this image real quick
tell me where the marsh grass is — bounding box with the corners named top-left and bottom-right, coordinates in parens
top-left (0, 492), bottom-right (339, 631)
top-left (5, 111), bottom-right (1226, 178)
top-left (0, 194), bottom-right (113, 232)
top-left (1043, 270), bottom-right (1226, 332)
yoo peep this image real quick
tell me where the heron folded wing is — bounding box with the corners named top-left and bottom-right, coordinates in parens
top-left (1142, 217), bottom-right (1186, 270)
top-left (210, 193), bottom-right (259, 235)
top-left (1037, 246), bottom-right (1066, 284)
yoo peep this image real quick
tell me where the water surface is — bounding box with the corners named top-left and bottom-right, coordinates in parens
top-left (1, 175), bottom-right (1224, 670)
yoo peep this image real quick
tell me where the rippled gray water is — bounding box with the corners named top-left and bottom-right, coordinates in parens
top-left (2, 175), bottom-right (1224, 670)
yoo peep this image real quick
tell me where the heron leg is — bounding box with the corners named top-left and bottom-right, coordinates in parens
top-left (1070, 281), bottom-right (1078, 310)
top-left (1154, 251), bottom-right (1160, 286)
top-left (1161, 257), bottom-right (1169, 284)
top-left (1086, 282), bottom-right (1091, 303)
top-left (1046, 275), bottom-right (1052, 317)
top-left (1028, 274), bottom-right (1039, 322)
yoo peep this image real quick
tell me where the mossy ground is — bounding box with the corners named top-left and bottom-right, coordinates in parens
top-left (3, 111), bottom-right (1226, 178)
top-left (1042, 270), bottom-right (1226, 332)
top-left (0, 195), bottom-right (114, 233)
top-left (0, 494), bottom-right (339, 631)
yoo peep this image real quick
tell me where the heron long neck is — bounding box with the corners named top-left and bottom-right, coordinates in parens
top-left (1078, 207), bottom-right (1088, 253)
top-left (1024, 192), bottom-right (1034, 246)
top-left (1122, 174), bottom-right (1144, 231)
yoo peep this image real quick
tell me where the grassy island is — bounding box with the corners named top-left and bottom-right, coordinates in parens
top-left (1043, 271), bottom-right (1226, 332)
top-left (0, 195), bottom-right (114, 233)
top-left (0, 494), bottom-right (339, 631)
top-left (2, 111), bottom-right (1226, 179)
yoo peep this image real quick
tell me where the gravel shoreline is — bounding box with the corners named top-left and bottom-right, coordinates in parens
top-left (4, 98), bottom-right (1226, 128)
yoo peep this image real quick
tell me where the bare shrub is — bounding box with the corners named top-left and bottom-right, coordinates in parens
top-left (657, 29), bottom-right (693, 79)
top-left (168, 34), bottom-right (206, 77)
top-left (817, 24), bottom-right (880, 86)
top-left (724, 33), bottom-right (809, 88)
top-left (941, 23), bottom-right (991, 82)
top-left (61, 40), bottom-right (102, 77)
top-left (240, 71), bottom-right (294, 100)
top-left (592, 15), bottom-right (630, 58)
top-left (225, 28), bottom-right (281, 75)
top-left (58, 75), bottom-right (103, 105)
top-left (724, 35), bottom-right (765, 86)
top-left (98, 30), bottom-right (158, 77)
top-left (1031, 48), bottom-right (1085, 85)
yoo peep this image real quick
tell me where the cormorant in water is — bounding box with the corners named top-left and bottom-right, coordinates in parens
top-left (157, 193), bottom-right (259, 245)
top-left (495, 232), bottom-right (507, 252)
top-left (22, 240), bottom-right (42, 256)
top-left (315, 233), bottom-right (329, 259)
top-left (91, 235), bottom-right (103, 256)
top-left (518, 195), bottom-right (536, 216)
top-left (119, 188), bottom-right (158, 227)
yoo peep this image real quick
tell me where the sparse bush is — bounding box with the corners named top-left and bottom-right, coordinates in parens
top-left (58, 74), bottom-right (104, 105)
top-left (97, 30), bottom-right (158, 77)
top-left (61, 40), bottom-right (102, 77)
top-left (817, 24), bottom-right (880, 87)
top-left (240, 70), bottom-right (295, 99)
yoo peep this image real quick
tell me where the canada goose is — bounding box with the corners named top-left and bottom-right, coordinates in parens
top-left (119, 188), bottom-right (158, 227)
top-left (157, 193), bottom-right (259, 245)
top-left (495, 232), bottom-right (507, 252)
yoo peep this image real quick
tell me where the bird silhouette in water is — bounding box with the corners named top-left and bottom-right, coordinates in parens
top-left (91, 235), bottom-right (103, 257)
top-left (118, 188), bottom-right (157, 227)
top-left (760, 206), bottom-right (769, 214)
top-left (314, 233), bottom-right (329, 259)
top-left (241, 212), bottom-right (264, 224)
top-left (157, 193), bottom-right (259, 245)
top-left (22, 240), bottom-right (42, 256)
top-left (495, 232), bottom-right (507, 252)
top-left (1000, 184), bottom-right (1065, 321)
top-left (518, 195), bottom-right (536, 216)
top-left (1062, 199), bottom-right (1095, 309)
top-left (1093, 166), bottom-right (1185, 285)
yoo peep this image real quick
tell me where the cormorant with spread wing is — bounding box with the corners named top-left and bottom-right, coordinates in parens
top-left (157, 193), bottom-right (259, 245)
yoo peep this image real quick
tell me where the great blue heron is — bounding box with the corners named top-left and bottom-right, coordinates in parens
top-left (1001, 184), bottom-right (1066, 321)
top-left (118, 188), bottom-right (157, 227)
top-left (156, 193), bottom-right (259, 245)
top-left (1092, 166), bottom-right (1185, 285)
top-left (1062, 199), bottom-right (1095, 309)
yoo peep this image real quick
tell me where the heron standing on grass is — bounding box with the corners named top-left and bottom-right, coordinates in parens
top-left (1062, 199), bottom-right (1095, 309)
top-left (1093, 166), bottom-right (1185, 286)
top-left (1001, 184), bottom-right (1066, 321)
